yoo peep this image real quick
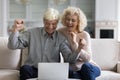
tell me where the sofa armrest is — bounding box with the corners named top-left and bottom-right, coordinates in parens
top-left (117, 61), bottom-right (120, 73)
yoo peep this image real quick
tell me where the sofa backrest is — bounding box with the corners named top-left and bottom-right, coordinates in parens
top-left (21, 39), bottom-right (120, 71)
top-left (91, 39), bottom-right (120, 71)
top-left (0, 37), bottom-right (21, 69)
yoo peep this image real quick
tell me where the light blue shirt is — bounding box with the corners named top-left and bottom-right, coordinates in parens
top-left (8, 27), bottom-right (78, 68)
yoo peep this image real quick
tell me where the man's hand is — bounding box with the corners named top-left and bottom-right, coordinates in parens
top-left (12, 19), bottom-right (25, 32)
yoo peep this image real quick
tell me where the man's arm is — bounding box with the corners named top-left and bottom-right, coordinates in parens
top-left (8, 31), bottom-right (29, 49)
top-left (60, 39), bottom-right (79, 63)
top-left (8, 19), bottom-right (29, 49)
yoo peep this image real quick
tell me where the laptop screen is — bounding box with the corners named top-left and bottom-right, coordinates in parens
top-left (38, 63), bottom-right (69, 80)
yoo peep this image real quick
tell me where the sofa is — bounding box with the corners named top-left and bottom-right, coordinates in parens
top-left (0, 37), bottom-right (21, 80)
top-left (91, 39), bottom-right (120, 80)
top-left (0, 37), bottom-right (120, 80)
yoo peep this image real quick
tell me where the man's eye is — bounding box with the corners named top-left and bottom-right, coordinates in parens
top-left (52, 24), bottom-right (55, 25)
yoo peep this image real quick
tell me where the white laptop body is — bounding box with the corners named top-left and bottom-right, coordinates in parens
top-left (38, 63), bottom-right (69, 80)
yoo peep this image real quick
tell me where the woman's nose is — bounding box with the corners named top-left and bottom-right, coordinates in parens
top-left (68, 20), bottom-right (72, 24)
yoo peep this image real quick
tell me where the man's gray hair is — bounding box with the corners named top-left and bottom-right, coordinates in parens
top-left (43, 8), bottom-right (59, 20)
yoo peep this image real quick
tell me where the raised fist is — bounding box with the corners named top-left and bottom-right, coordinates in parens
top-left (12, 19), bottom-right (25, 32)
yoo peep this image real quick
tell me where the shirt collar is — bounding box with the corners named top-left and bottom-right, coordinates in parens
top-left (42, 27), bottom-right (56, 40)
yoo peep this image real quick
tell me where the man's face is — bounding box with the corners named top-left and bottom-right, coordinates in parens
top-left (44, 19), bottom-right (58, 35)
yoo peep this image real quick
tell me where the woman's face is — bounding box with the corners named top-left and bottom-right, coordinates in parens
top-left (65, 14), bottom-right (79, 32)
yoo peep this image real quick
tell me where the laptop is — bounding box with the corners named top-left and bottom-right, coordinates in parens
top-left (38, 63), bottom-right (69, 80)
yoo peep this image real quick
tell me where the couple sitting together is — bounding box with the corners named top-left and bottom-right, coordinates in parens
top-left (8, 6), bottom-right (101, 80)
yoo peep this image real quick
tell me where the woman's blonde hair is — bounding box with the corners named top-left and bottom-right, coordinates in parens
top-left (61, 7), bottom-right (87, 32)
top-left (43, 8), bottom-right (60, 21)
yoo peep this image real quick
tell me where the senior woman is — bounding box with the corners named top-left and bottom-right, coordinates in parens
top-left (58, 7), bottom-right (101, 80)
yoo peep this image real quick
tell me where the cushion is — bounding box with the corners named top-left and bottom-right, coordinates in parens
top-left (0, 37), bottom-right (21, 69)
top-left (0, 69), bottom-right (19, 80)
top-left (91, 39), bottom-right (119, 71)
top-left (21, 48), bottom-right (28, 66)
top-left (97, 71), bottom-right (120, 80)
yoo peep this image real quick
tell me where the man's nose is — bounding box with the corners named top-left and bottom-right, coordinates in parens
top-left (49, 24), bottom-right (53, 28)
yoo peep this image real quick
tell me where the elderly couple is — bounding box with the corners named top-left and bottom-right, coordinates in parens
top-left (8, 7), bottom-right (101, 80)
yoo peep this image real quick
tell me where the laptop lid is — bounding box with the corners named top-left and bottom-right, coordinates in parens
top-left (38, 63), bottom-right (69, 80)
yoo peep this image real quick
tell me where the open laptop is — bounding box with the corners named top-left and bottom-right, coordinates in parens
top-left (38, 63), bottom-right (69, 80)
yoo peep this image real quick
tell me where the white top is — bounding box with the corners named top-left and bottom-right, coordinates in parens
top-left (58, 28), bottom-right (100, 71)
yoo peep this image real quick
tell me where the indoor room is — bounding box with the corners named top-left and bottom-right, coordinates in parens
top-left (0, 0), bottom-right (120, 80)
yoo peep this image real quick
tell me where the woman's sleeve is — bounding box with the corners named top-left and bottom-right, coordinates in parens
top-left (76, 32), bottom-right (92, 62)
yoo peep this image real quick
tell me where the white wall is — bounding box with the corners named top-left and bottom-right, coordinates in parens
top-left (0, 0), bottom-right (8, 36)
top-left (118, 0), bottom-right (120, 41)
top-left (96, 0), bottom-right (118, 21)
top-left (95, 0), bottom-right (118, 39)
top-left (0, 0), bottom-right (3, 35)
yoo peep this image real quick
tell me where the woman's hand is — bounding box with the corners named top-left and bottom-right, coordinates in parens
top-left (67, 32), bottom-right (79, 51)
top-left (69, 32), bottom-right (77, 44)
top-left (77, 39), bottom-right (86, 52)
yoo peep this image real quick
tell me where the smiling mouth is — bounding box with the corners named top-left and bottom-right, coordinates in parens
top-left (68, 25), bottom-right (73, 27)
top-left (68, 26), bottom-right (74, 29)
